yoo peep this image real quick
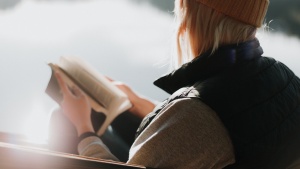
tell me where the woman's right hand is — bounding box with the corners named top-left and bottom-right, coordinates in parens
top-left (107, 77), bottom-right (156, 118)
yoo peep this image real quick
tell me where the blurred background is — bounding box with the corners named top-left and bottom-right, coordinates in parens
top-left (0, 0), bottom-right (299, 144)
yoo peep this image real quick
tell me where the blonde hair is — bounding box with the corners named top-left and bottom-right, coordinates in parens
top-left (173, 0), bottom-right (257, 68)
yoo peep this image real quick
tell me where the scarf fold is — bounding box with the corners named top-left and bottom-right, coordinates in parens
top-left (154, 38), bottom-right (264, 94)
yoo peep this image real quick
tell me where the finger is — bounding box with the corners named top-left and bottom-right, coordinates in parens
top-left (55, 72), bottom-right (72, 96)
top-left (104, 76), bottom-right (114, 82)
top-left (69, 85), bottom-right (84, 98)
top-left (105, 76), bottom-right (122, 86)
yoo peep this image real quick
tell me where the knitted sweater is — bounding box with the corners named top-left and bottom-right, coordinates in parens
top-left (78, 98), bottom-right (235, 169)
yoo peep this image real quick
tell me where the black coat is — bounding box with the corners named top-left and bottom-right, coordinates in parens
top-left (151, 38), bottom-right (300, 169)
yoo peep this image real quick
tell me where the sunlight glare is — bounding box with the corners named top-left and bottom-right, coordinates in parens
top-left (22, 101), bottom-right (50, 145)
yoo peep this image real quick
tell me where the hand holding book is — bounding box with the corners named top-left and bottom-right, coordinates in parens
top-left (55, 72), bottom-right (94, 137)
top-left (46, 56), bottom-right (133, 136)
top-left (106, 78), bottom-right (156, 119)
top-left (45, 56), bottom-right (155, 136)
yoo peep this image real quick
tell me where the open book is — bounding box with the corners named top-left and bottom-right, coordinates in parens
top-left (45, 56), bottom-right (132, 135)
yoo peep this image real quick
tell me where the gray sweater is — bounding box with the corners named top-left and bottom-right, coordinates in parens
top-left (78, 98), bottom-right (235, 169)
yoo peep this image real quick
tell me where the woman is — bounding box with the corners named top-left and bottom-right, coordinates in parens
top-left (54, 0), bottom-right (300, 168)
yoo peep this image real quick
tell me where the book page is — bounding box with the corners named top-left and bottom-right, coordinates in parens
top-left (47, 63), bottom-right (107, 113)
top-left (58, 57), bottom-right (127, 110)
top-left (68, 67), bottom-right (116, 109)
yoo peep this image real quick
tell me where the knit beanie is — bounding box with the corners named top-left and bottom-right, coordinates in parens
top-left (195, 0), bottom-right (270, 27)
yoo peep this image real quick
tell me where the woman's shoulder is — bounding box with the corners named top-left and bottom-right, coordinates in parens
top-left (157, 98), bottom-right (218, 121)
top-left (129, 98), bottom-right (235, 168)
top-left (137, 97), bottom-right (234, 151)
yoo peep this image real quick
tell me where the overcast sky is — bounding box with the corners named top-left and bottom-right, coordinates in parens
top-left (0, 0), bottom-right (299, 143)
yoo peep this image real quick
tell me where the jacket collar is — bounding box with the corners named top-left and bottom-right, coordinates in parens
top-left (154, 38), bottom-right (264, 94)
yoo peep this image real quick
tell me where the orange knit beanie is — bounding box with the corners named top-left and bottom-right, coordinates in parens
top-left (195, 0), bottom-right (270, 27)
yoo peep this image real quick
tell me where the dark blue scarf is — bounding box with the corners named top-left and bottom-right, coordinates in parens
top-left (154, 38), bottom-right (263, 94)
